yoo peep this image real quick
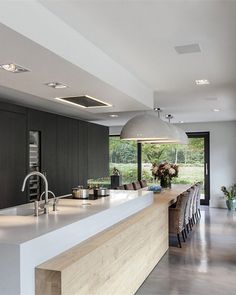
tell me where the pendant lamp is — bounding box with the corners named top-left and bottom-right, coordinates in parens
top-left (120, 113), bottom-right (174, 141)
top-left (120, 110), bottom-right (188, 144)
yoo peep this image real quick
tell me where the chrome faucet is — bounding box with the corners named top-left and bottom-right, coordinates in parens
top-left (40, 190), bottom-right (58, 212)
top-left (21, 171), bottom-right (49, 215)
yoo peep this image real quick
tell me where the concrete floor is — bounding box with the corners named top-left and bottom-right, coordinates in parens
top-left (136, 207), bottom-right (236, 295)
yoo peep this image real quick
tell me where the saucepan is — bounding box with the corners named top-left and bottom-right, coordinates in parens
top-left (72, 187), bottom-right (89, 199)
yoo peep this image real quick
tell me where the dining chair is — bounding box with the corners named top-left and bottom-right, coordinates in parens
top-left (132, 181), bottom-right (141, 190)
top-left (124, 183), bottom-right (135, 190)
top-left (169, 191), bottom-right (189, 248)
top-left (184, 188), bottom-right (195, 234)
top-left (139, 179), bottom-right (148, 188)
top-left (115, 185), bottom-right (125, 190)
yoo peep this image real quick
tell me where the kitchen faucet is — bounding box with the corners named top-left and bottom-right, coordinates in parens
top-left (40, 190), bottom-right (59, 212)
top-left (21, 171), bottom-right (49, 215)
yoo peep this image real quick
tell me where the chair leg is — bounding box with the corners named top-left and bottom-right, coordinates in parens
top-left (198, 208), bottom-right (201, 218)
top-left (177, 233), bottom-right (182, 248)
top-left (191, 218), bottom-right (194, 226)
top-left (182, 231), bottom-right (186, 242)
top-left (189, 221), bottom-right (192, 231)
top-left (184, 228), bottom-right (187, 239)
top-left (186, 223), bottom-right (189, 233)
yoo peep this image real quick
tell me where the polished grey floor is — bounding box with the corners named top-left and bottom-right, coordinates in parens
top-left (136, 207), bottom-right (236, 295)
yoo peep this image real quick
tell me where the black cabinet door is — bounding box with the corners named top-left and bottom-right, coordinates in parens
top-left (0, 110), bottom-right (27, 208)
top-left (78, 120), bottom-right (88, 187)
top-left (56, 116), bottom-right (79, 195)
top-left (88, 123), bottom-right (109, 179)
top-left (28, 109), bottom-right (57, 193)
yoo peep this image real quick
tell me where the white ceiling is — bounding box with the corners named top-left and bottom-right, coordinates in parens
top-left (1, 0), bottom-right (236, 126)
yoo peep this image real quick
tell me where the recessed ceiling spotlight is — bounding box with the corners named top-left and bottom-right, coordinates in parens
top-left (0, 63), bottom-right (30, 73)
top-left (110, 114), bottom-right (119, 118)
top-left (45, 82), bottom-right (68, 89)
top-left (175, 43), bottom-right (201, 54)
top-left (213, 108), bottom-right (220, 112)
top-left (195, 79), bottom-right (210, 85)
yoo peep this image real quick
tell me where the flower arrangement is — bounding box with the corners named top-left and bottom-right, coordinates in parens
top-left (151, 162), bottom-right (178, 188)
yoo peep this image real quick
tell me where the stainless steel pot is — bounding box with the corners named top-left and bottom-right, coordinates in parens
top-left (95, 188), bottom-right (109, 196)
top-left (72, 188), bottom-right (89, 199)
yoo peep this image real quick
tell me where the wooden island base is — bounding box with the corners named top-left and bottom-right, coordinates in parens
top-left (36, 185), bottom-right (189, 295)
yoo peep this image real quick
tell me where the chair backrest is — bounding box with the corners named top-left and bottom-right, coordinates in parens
top-left (132, 181), bottom-right (141, 190)
top-left (139, 179), bottom-right (148, 188)
top-left (184, 188), bottom-right (195, 225)
top-left (191, 184), bottom-right (199, 215)
top-left (169, 192), bottom-right (188, 233)
top-left (115, 185), bottom-right (125, 190)
top-left (124, 183), bottom-right (134, 190)
top-left (176, 192), bottom-right (189, 232)
top-left (195, 182), bottom-right (202, 209)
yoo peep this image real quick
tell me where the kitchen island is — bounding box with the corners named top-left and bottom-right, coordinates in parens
top-left (36, 184), bottom-right (190, 295)
top-left (0, 190), bottom-right (153, 295)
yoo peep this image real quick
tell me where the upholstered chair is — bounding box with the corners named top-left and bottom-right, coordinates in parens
top-left (132, 181), bottom-right (141, 190)
top-left (169, 192), bottom-right (189, 248)
top-left (115, 185), bottom-right (125, 190)
top-left (194, 182), bottom-right (202, 220)
top-left (139, 179), bottom-right (148, 188)
top-left (190, 185), bottom-right (199, 225)
top-left (124, 183), bottom-right (135, 190)
top-left (184, 188), bottom-right (195, 234)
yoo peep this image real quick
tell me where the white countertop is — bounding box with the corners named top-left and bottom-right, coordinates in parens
top-left (0, 190), bottom-right (152, 245)
top-left (0, 190), bottom-right (153, 295)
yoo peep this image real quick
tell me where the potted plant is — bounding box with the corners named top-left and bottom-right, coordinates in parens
top-left (221, 184), bottom-right (236, 210)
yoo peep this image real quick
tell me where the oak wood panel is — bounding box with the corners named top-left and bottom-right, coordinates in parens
top-left (36, 186), bottom-right (190, 295)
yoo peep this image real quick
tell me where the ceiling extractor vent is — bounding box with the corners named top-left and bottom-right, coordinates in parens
top-left (174, 43), bottom-right (201, 54)
top-left (55, 95), bottom-right (112, 108)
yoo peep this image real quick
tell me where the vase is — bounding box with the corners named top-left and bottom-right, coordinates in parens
top-left (160, 175), bottom-right (171, 189)
top-left (226, 199), bottom-right (236, 211)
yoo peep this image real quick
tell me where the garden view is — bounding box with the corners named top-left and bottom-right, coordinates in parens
top-left (109, 136), bottom-right (204, 187)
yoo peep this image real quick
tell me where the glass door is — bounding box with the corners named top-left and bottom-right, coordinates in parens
top-left (187, 132), bottom-right (210, 205)
top-left (140, 132), bottom-right (210, 205)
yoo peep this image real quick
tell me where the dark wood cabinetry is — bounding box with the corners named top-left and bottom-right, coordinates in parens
top-left (78, 120), bottom-right (88, 186)
top-left (28, 109), bottom-right (57, 194)
top-left (0, 101), bottom-right (109, 208)
top-left (0, 105), bottom-right (27, 209)
top-left (56, 116), bottom-right (79, 195)
top-left (88, 123), bottom-right (109, 179)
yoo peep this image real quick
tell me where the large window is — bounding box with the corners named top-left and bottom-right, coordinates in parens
top-left (109, 136), bottom-right (138, 183)
top-left (141, 138), bottom-right (205, 186)
top-left (109, 135), bottom-right (208, 204)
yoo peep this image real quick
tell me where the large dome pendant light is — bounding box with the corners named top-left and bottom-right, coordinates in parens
top-left (120, 108), bottom-right (175, 141)
top-left (144, 114), bottom-right (188, 144)
top-left (120, 108), bottom-right (188, 144)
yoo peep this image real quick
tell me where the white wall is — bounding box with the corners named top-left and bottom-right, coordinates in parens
top-left (110, 121), bottom-right (236, 208)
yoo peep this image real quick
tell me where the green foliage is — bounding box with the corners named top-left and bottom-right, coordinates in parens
top-left (109, 136), bottom-right (205, 185)
top-left (109, 137), bottom-right (137, 163)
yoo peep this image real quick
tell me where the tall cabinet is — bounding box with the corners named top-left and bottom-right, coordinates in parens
top-left (0, 101), bottom-right (109, 208)
top-left (0, 103), bottom-right (27, 209)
